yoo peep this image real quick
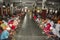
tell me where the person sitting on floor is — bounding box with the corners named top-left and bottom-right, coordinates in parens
top-left (0, 26), bottom-right (3, 40)
top-left (1, 26), bottom-right (11, 40)
top-left (43, 18), bottom-right (55, 38)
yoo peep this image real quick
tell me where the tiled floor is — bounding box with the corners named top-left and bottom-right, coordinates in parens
top-left (14, 14), bottom-right (53, 40)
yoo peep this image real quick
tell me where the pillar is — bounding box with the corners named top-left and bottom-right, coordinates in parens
top-left (42, 0), bottom-right (46, 9)
top-left (10, 3), bottom-right (13, 15)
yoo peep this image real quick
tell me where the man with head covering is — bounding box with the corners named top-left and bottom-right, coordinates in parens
top-left (1, 22), bottom-right (7, 30)
top-left (1, 26), bottom-right (11, 40)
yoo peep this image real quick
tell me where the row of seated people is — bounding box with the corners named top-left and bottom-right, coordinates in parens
top-left (0, 14), bottom-right (22, 40)
top-left (33, 15), bottom-right (60, 40)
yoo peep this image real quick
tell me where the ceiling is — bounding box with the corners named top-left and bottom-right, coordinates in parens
top-left (0, 0), bottom-right (3, 2)
top-left (1, 0), bottom-right (60, 8)
top-left (2, 0), bottom-right (60, 4)
top-left (47, 0), bottom-right (60, 2)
